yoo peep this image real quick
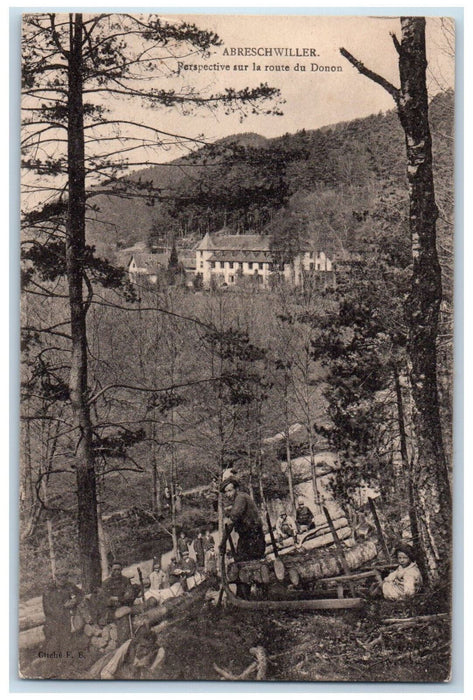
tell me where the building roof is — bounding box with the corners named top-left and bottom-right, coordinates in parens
top-left (207, 250), bottom-right (273, 264)
top-left (129, 253), bottom-right (168, 271)
top-left (196, 231), bottom-right (271, 252)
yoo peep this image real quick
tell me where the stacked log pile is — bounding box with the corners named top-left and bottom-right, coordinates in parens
top-left (265, 507), bottom-right (352, 560)
top-left (273, 539), bottom-right (378, 587)
top-left (83, 622), bottom-right (119, 654)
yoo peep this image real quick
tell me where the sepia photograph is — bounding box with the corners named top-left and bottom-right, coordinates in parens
top-left (19, 11), bottom-right (455, 682)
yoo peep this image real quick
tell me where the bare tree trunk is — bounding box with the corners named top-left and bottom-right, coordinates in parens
top-left (340, 16), bottom-right (451, 581)
top-left (46, 518), bottom-right (56, 580)
top-left (66, 13), bottom-right (100, 591)
top-left (96, 501), bottom-right (109, 581)
top-left (247, 448), bottom-right (255, 500)
top-left (397, 17), bottom-right (451, 577)
top-left (150, 419), bottom-right (161, 517)
top-left (41, 479), bottom-right (57, 580)
top-left (308, 430), bottom-right (320, 512)
top-left (283, 378), bottom-right (295, 512)
top-left (285, 434), bottom-right (295, 513)
top-left (393, 368), bottom-right (422, 554)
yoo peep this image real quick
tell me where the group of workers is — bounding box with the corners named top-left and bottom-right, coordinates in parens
top-left (219, 476), bottom-right (423, 602)
top-left (274, 497), bottom-right (319, 544)
top-left (42, 476), bottom-right (423, 665)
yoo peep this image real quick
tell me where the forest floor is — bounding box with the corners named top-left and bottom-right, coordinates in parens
top-left (20, 585), bottom-right (451, 683)
top-left (21, 592), bottom-right (451, 683)
top-left (154, 590), bottom-right (451, 683)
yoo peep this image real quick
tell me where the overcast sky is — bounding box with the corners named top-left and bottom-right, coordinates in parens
top-left (21, 13), bottom-right (456, 209)
top-left (114, 14), bottom-right (455, 158)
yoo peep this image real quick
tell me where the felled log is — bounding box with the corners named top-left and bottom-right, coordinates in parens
top-left (266, 527), bottom-right (352, 561)
top-left (273, 539), bottom-right (378, 586)
top-left (19, 610), bottom-right (45, 632)
top-left (19, 625), bottom-right (45, 650)
top-left (227, 560), bottom-right (270, 585)
top-left (140, 579), bottom-right (209, 627)
top-left (264, 506), bottom-right (346, 545)
top-left (265, 516), bottom-right (349, 555)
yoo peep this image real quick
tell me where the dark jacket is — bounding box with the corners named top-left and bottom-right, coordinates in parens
top-left (229, 491), bottom-right (265, 562)
top-left (177, 537), bottom-right (189, 557)
top-left (296, 505), bottom-right (315, 529)
top-left (101, 574), bottom-right (136, 607)
top-left (229, 492), bottom-right (262, 535)
top-left (43, 582), bottom-right (83, 623)
top-left (192, 537), bottom-right (205, 566)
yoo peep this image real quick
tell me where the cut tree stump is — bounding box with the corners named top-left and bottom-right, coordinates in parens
top-left (227, 560), bottom-right (271, 585)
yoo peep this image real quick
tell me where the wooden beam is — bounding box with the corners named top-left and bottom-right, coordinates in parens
top-left (323, 506), bottom-right (355, 596)
top-left (368, 497), bottom-right (391, 562)
top-left (225, 586), bottom-right (363, 610)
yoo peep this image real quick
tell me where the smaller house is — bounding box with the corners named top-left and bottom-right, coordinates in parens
top-left (128, 252), bottom-right (169, 284)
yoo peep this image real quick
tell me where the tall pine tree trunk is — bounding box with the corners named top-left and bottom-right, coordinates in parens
top-left (397, 17), bottom-right (451, 576)
top-left (66, 13), bottom-right (101, 591)
top-left (340, 15), bottom-right (452, 582)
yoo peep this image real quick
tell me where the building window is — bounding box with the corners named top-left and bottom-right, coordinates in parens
top-left (210, 262), bottom-right (215, 269)
top-left (200, 261), bottom-right (203, 269)
top-left (316, 263), bottom-right (320, 270)
top-left (220, 261), bottom-right (224, 269)
top-left (229, 262), bottom-right (234, 269)
top-left (258, 262), bottom-right (263, 270)
top-left (310, 262), bottom-right (314, 271)
top-left (229, 275), bottom-right (234, 283)
top-left (248, 262), bottom-right (253, 270)
top-left (310, 251), bottom-right (314, 258)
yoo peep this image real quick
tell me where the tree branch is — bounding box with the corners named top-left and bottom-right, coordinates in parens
top-left (390, 32), bottom-right (402, 56)
top-left (339, 47), bottom-right (400, 105)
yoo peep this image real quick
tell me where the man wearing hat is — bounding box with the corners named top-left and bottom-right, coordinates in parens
top-left (295, 496), bottom-right (315, 533)
top-left (98, 561), bottom-right (136, 621)
top-left (220, 476), bottom-right (265, 568)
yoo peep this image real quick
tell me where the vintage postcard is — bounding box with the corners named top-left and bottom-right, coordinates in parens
top-left (19, 12), bottom-right (454, 681)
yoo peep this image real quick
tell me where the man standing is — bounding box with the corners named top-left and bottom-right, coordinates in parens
top-left (220, 477), bottom-right (265, 599)
top-left (42, 569), bottom-right (84, 648)
top-left (202, 530), bottom-right (216, 575)
top-left (192, 531), bottom-right (205, 569)
top-left (221, 477), bottom-right (265, 556)
top-left (177, 531), bottom-right (190, 560)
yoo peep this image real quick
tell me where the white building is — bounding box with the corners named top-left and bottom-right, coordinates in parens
top-left (195, 231), bottom-right (332, 288)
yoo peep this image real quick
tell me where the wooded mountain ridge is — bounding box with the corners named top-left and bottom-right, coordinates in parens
top-left (86, 90), bottom-right (453, 257)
